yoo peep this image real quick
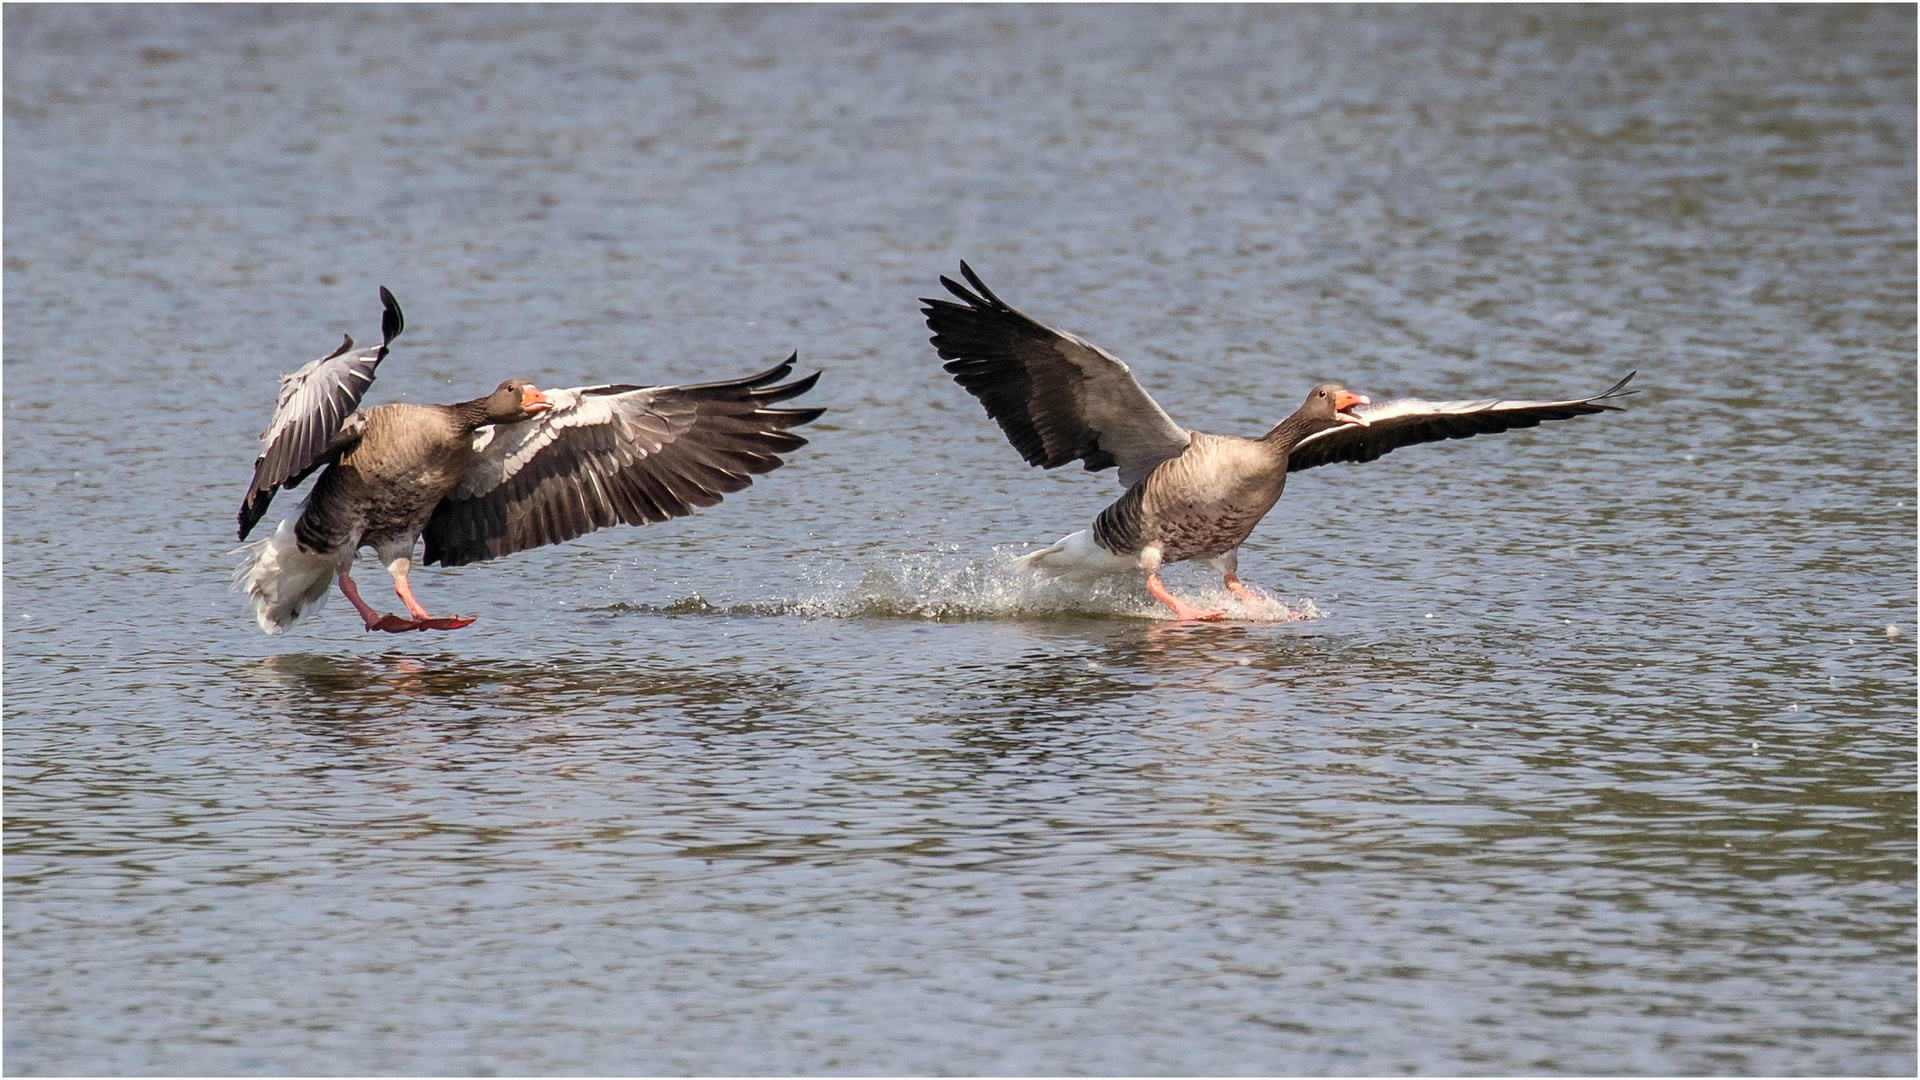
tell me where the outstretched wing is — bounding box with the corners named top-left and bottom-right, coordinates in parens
top-left (421, 356), bottom-right (824, 567)
top-left (237, 287), bottom-right (404, 539)
top-left (922, 262), bottom-right (1191, 486)
top-left (1286, 372), bottom-right (1638, 472)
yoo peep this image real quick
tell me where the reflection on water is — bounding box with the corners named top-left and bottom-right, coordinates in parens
top-left (232, 650), bottom-right (780, 729)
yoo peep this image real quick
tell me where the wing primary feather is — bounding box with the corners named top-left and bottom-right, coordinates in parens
top-left (749, 369), bottom-right (821, 403)
top-left (1592, 370), bottom-right (1638, 402)
top-left (667, 355), bottom-right (797, 395)
top-left (922, 263), bottom-right (1191, 485)
top-left (957, 260), bottom-right (1011, 309)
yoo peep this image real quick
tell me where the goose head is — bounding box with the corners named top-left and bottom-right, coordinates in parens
top-left (484, 379), bottom-right (553, 424)
top-left (1297, 384), bottom-right (1371, 429)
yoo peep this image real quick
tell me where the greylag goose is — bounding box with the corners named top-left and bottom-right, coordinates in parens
top-left (922, 263), bottom-right (1635, 621)
top-left (235, 288), bottom-right (823, 634)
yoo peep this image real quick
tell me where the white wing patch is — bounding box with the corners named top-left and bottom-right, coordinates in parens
top-left (1293, 396), bottom-right (1543, 451)
top-left (451, 384), bottom-right (687, 499)
top-left (258, 346), bottom-right (378, 444)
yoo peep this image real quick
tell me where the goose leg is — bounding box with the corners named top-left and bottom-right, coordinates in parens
top-left (1224, 575), bottom-right (1260, 602)
top-left (385, 555), bottom-right (475, 632)
top-left (1207, 549), bottom-right (1268, 605)
top-left (338, 571), bottom-right (411, 633)
top-left (1139, 547), bottom-right (1223, 621)
top-left (1145, 572), bottom-right (1225, 621)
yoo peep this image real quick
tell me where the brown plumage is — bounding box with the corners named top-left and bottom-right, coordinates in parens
top-left (234, 289), bottom-right (823, 634)
top-left (923, 263), bottom-right (1636, 620)
top-left (292, 384), bottom-right (548, 563)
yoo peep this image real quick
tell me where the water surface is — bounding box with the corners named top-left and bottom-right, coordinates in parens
top-left (5, 5), bottom-right (1914, 1075)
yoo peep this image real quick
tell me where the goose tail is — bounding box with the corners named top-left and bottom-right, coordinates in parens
top-left (1012, 529), bottom-right (1138, 578)
top-left (232, 520), bottom-right (340, 634)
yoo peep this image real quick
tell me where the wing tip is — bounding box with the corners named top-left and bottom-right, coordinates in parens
top-left (751, 368), bottom-right (823, 408)
top-left (237, 489), bottom-right (270, 541)
top-left (748, 354), bottom-right (797, 386)
top-left (1598, 370), bottom-right (1637, 400)
top-left (787, 367), bottom-right (821, 392)
top-left (931, 261), bottom-right (1006, 312)
top-left (938, 273), bottom-right (978, 307)
top-left (773, 405), bottom-right (827, 427)
top-left (1582, 370), bottom-right (1638, 410)
top-left (957, 260), bottom-right (994, 303)
top-left (378, 286), bottom-right (404, 345)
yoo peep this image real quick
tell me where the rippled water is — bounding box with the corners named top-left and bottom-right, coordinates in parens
top-left (5, 5), bottom-right (1914, 1075)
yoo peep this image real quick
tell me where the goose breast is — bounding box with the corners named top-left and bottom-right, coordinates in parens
top-left (1141, 435), bottom-right (1291, 561)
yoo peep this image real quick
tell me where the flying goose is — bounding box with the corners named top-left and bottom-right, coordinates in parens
top-left (922, 263), bottom-right (1635, 621)
top-left (235, 288), bottom-right (823, 634)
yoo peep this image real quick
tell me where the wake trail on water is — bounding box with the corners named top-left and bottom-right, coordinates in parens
top-left (591, 547), bottom-right (1326, 623)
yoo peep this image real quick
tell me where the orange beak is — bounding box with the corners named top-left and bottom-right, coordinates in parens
top-left (1333, 389), bottom-right (1371, 426)
top-left (520, 385), bottom-right (552, 414)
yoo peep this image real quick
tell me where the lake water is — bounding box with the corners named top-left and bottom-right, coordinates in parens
top-left (4, 5), bottom-right (1914, 1075)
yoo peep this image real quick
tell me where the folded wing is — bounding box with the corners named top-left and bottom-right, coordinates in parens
top-left (1287, 372), bottom-right (1637, 472)
top-left (238, 287), bottom-right (404, 539)
top-left (923, 262), bottom-right (1190, 486)
top-left (422, 356), bottom-right (824, 567)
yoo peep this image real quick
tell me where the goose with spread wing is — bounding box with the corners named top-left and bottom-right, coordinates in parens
top-left (235, 288), bottom-right (823, 634)
top-left (922, 263), bottom-right (1635, 621)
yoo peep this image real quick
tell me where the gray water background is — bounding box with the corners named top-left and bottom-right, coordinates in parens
top-left (4, 4), bottom-right (1914, 1075)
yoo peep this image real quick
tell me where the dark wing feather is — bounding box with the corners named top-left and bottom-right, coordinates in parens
top-left (1287, 372), bottom-right (1637, 472)
top-left (237, 287), bottom-right (404, 538)
top-left (422, 356), bottom-right (823, 567)
top-left (922, 262), bottom-right (1190, 486)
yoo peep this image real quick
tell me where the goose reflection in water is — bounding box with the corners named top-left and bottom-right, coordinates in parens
top-left (231, 651), bottom-right (789, 742)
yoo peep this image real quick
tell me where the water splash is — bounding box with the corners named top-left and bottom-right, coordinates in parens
top-left (593, 548), bottom-right (1325, 623)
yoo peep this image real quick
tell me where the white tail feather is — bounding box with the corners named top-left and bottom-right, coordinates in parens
top-left (1012, 529), bottom-right (1139, 578)
top-left (232, 520), bottom-right (343, 634)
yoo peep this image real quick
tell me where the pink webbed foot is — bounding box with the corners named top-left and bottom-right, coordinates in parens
top-left (365, 613), bottom-right (475, 633)
top-left (386, 573), bottom-right (474, 631)
top-left (339, 571), bottom-right (474, 632)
